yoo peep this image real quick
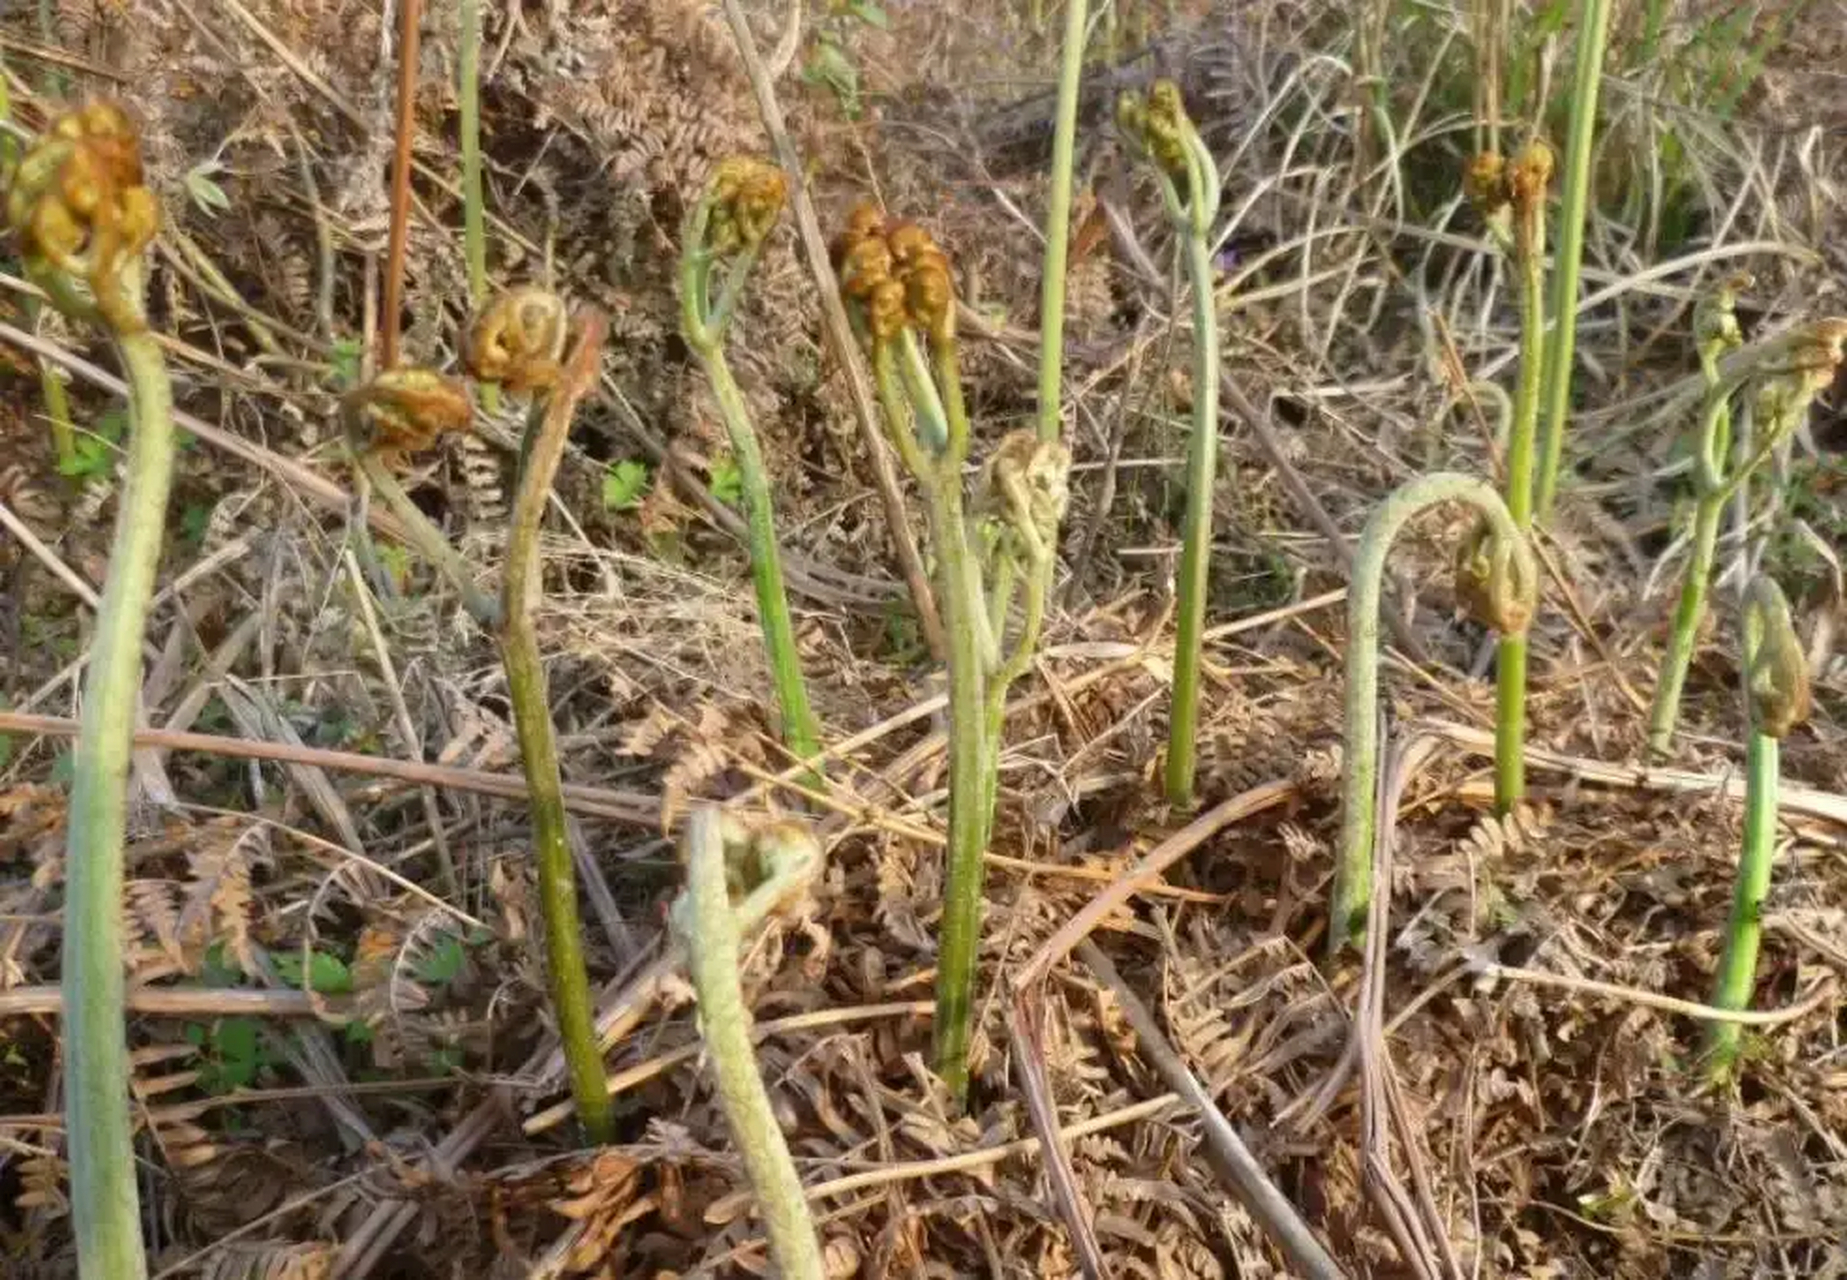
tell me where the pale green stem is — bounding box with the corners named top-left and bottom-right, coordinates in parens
top-left (66, 325), bottom-right (173, 1280)
top-left (681, 228), bottom-right (820, 765)
top-left (1706, 728), bottom-right (1776, 1075)
top-left (698, 346), bottom-right (822, 764)
top-left (1647, 492), bottom-right (1723, 756)
top-left (353, 449), bottom-right (503, 627)
top-left (459, 0), bottom-right (498, 416)
top-left (675, 810), bottom-right (824, 1280)
top-left (1496, 176), bottom-right (1548, 812)
top-left (501, 319), bottom-right (611, 1143)
top-left (1333, 473), bottom-right (1532, 952)
top-left (1163, 223), bottom-right (1220, 810)
top-left (1036, 0), bottom-right (1087, 446)
top-left (1532, 0), bottom-right (1613, 518)
top-left (928, 476), bottom-right (992, 1102)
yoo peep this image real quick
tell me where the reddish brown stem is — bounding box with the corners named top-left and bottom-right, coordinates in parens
top-left (380, 0), bottom-right (423, 369)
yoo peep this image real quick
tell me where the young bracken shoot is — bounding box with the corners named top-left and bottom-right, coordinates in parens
top-left (1531, 0), bottom-right (1613, 519)
top-left (1465, 141), bottom-right (1553, 812)
top-left (500, 305), bottom-right (616, 1141)
top-left (1332, 474), bottom-right (1535, 953)
top-left (1706, 575), bottom-right (1810, 1079)
top-left (681, 158), bottom-right (823, 768)
top-left (5, 100), bottom-right (171, 1280)
top-left (671, 808), bottom-right (826, 1280)
top-left (835, 205), bottom-right (1071, 1101)
top-left (1117, 80), bottom-right (1223, 811)
top-left (1647, 309), bottom-right (1847, 755)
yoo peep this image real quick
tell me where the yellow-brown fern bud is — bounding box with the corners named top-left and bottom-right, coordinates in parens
top-left (467, 287), bottom-right (568, 393)
top-left (342, 367), bottom-right (473, 458)
top-left (887, 221), bottom-right (955, 345)
top-left (1454, 516), bottom-right (1537, 635)
top-left (1463, 151), bottom-right (1508, 213)
top-left (4, 99), bottom-right (159, 332)
top-left (707, 157), bottom-right (787, 254)
top-left (1743, 576), bottom-right (1810, 739)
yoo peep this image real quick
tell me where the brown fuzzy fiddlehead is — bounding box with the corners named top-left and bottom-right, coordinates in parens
top-left (4, 100), bottom-right (159, 332)
top-left (466, 287), bottom-right (569, 394)
top-left (340, 367), bottom-right (474, 460)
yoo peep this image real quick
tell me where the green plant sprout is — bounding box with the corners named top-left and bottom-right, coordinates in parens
top-left (670, 807), bottom-right (826, 1280)
top-left (1706, 575), bottom-right (1810, 1079)
top-left (835, 205), bottom-right (1071, 1100)
top-left (6, 99), bottom-right (171, 1280)
top-left (1647, 309), bottom-right (1847, 756)
top-left (1466, 141), bottom-right (1553, 810)
top-left (1117, 80), bottom-right (1223, 810)
top-left (491, 300), bottom-right (616, 1142)
top-left (1332, 473), bottom-right (1536, 953)
top-left (1532, 0), bottom-right (1612, 518)
top-left (681, 158), bottom-right (822, 767)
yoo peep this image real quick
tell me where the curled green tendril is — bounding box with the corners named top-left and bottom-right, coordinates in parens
top-left (1743, 576), bottom-right (1810, 740)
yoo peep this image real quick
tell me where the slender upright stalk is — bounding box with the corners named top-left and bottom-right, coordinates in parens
top-left (681, 159), bottom-right (821, 765)
top-left (1118, 82), bottom-right (1223, 810)
top-left (1532, 0), bottom-right (1613, 518)
top-left (672, 810), bottom-right (824, 1280)
top-left (1707, 576), bottom-right (1808, 1077)
top-left (9, 102), bottom-right (170, 1280)
top-left (501, 312), bottom-right (613, 1142)
top-left (1332, 473), bottom-right (1534, 952)
top-left (700, 351), bottom-right (822, 762)
top-left (1035, 0), bottom-right (1087, 446)
top-left (1165, 224), bottom-right (1220, 810)
top-left (1494, 142), bottom-right (1553, 811)
top-left (381, 0), bottom-right (424, 368)
top-left (458, 0), bottom-right (497, 415)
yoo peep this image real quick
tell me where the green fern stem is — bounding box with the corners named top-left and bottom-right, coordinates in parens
top-left (1706, 727), bottom-right (1777, 1074)
top-left (1333, 473), bottom-right (1532, 953)
top-left (1035, 0), bottom-right (1087, 446)
top-left (928, 476), bottom-right (993, 1102)
top-left (1496, 150), bottom-right (1551, 813)
top-left (1647, 489), bottom-right (1723, 756)
top-left (698, 346), bottom-right (822, 764)
top-left (1532, 0), bottom-right (1613, 518)
top-left (501, 316), bottom-right (612, 1143)
top-left (675, 809), bottom-right (825, 1280)
top-left (1163, 221), bottom-right (1221, 810)
top-left (65, 324), bottom-right (174, 1280)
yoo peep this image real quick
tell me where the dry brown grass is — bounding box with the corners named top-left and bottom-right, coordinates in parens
top-left (2, 0), bottom-right (1846, 1275)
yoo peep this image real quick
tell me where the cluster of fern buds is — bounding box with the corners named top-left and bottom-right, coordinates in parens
top-left (4, 100), bottom-right (159, 333)
top-left (834, 203), bottom-right (955, 353)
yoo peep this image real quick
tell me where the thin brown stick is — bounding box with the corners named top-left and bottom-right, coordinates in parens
top-left (718, 0), bottom-right (945, 662)
top-left (1076, 939), bottom-right (1348, 1280)
top-left (1015, 779), bottom-right (1296, 990)
top-left (0, 710), bottom-right (659, 825)
top-left (380, 0), bottom-right (422, 369)
top-left (1007, 999), bottom-right (1111, 1280)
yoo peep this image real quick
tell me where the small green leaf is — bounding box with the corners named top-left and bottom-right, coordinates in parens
top-left (199, 941), bottom-right (243, 988)
top-left (709, 455), bottom-right (745, 507)
top-left (803, 36), bottom-right (862, 118)
top-left (846, 0), bottom-right (889, 28)
top-left (343, 1020), bottom-right (375, 1046)
top-left (180, 503), bottom-right (212, 547)
top-left (183, 159), bottom-right (233, 218)
top-left (602, 458), bottom-right (651, 512)
top-left (411, 932), bottom-right (466, 987)
top-left (274, 949), bottom-right (353, 994)
top-left (330, 337), bottom-right (365, 391)
top-left (426, 1045), bottom-right (464, 1075)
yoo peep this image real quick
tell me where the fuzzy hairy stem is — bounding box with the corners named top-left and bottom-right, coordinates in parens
top-left (675, 809), bottom-right (824, 1280)
top-left (698, 345), bottom-right (822, 764)
top-left (1164, 224), bottom-right (1221, 810)
top-left (501, 313), bottom-right (612, 1142)
top-left (65, 324), bottom-right (173, 1280)
top-left (1531, 0), bottom-right (1612, 518)
top-left (929, 477), bottom-right (993, 1101)
top-left (1333, 473), bottom-right (1532, 953)
top-left (1035, 0), bottom-right (1087, 446)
